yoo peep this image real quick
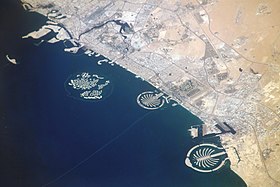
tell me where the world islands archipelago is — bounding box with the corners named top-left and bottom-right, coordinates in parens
top-left (20, 0), bottom-right (280, 186)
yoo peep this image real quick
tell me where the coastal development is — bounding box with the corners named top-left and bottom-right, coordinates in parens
top-left (185, 143), bottom-right (228, 173)
top-left (137, 91), bottom-right (165, 110)
top-left (21, 0), bottom-right (280, 186)
top-left (66, 72), bottom-right (111, 100)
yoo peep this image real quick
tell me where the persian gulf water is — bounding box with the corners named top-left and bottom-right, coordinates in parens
top-left (0, 1), bottom-right (247, 187)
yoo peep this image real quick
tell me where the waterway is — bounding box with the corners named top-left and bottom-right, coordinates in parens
top-left (0, 1), bottom-right (247, 187)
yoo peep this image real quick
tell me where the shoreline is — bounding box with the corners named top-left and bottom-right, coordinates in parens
top-left (19, 1), bottom-right (280, 186)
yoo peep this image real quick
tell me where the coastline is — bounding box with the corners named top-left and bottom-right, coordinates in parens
top-left (19, 0), bottom-right (280, 186)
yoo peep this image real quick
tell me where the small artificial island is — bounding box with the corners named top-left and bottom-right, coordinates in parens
top-left (185, 143), bottom-right (228, 173)
top-left (6, 55), bottom-right (18, 65)
top-left (65, 72), bottom-right (111, 101)
top-left (137, 91), bottom-right (165, 110)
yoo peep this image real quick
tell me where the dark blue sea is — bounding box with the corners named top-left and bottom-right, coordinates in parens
top-left (0, 1), bottom-right (247, 187)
